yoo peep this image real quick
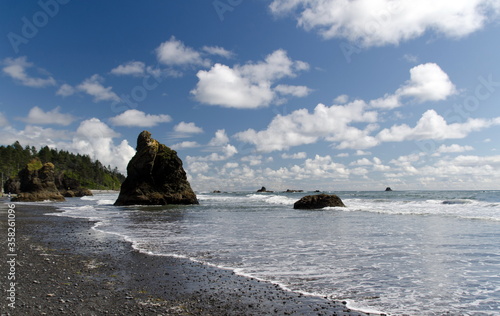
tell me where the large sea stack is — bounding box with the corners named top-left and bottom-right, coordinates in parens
top-left (114, 131), bottom-right (198, 206)
top-left (12, 159), bottom-right (65, 202)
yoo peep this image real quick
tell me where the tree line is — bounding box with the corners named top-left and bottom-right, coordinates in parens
top-left (1, 141), bottom-right (126, 190)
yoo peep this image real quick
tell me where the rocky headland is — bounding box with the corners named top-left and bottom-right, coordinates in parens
top-left (11, 159), bottom-right (66, 202)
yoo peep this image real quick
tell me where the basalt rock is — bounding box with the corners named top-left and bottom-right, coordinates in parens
top-left (55, 173), bottom-right (93, 197)
top-left (3, 177), bottom-right (20, 195)
top-left (12, 159), bottom-right (65, 202)
top-left (257, 186), bottom-right (273, 193)
top-left (293, 194), bottom-right (345, 209)
top-left (114, 131), bottom-right (198, 206)
top-left (385, 187), bottom-right (393, 191)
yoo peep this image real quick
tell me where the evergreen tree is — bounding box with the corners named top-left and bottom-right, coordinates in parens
top-left (0, 142), bottom-right (126, 190)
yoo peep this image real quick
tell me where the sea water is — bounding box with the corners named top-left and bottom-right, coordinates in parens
top-left (49, 190), bottom-right (500, 315)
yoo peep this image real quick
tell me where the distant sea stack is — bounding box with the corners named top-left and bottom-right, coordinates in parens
top-left (12, 159), bottom-right (65, 202)
top-left (114, 131), bottom-right (198, 206)
top-left (293, 194), bottom-right (345, 209)
top-left (385, 187), bottom-right (393, 191)
top-left (256, 186), bottom-right (273, 193)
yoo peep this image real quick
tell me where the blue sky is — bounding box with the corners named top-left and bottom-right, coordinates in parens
top-left (2, 0), bottom-right (500, 191)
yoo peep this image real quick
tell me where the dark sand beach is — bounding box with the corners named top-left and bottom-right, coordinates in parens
top-left (0, 201), bottom-right (380, 316)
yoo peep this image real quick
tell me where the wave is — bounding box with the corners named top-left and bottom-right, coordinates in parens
top-left (441, 199), bottom-right (472, 205)
top-left (343, 198), bottom-right (500, 221)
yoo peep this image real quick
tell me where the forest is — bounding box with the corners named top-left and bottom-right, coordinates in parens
top-left (0, 141), bottom-right (126, 190)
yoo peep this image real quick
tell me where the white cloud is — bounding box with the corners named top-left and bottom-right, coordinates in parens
top-left (191, 49), bottom-right (310, 108)
top-left (208, 129), bottom-right (230, 147)
top-left (2, 56), bottom-right (56, 88)
top-left (370, 63), bottom-right (456, 109)
top-left (355, 150), bottom-right (371, 156)
top-left (274, 84), bottom-right (312, 97)
top-left (187, 144), bottom-right (238, 162)
top-left (171, 141), bottom-right (201, 150)
top-left (156, 36), bottom-right (210, 67)
top-left (235, 100), bottom-right (378, 152)
top-left (0, 125), bottom-right (72, 148)
top-left (77, 74), bottom-right (120, 102)
top-left (19, 106), bottom-right (76, 126)
top-left (241, 155), bottom-right (263, 166)
top-left (71, 118), bottom-right (135, 173)
top-left (173, 121), bottom-right (204, 134)
top-left (397, 63), bottom-right (457, 102)
top-left (436, 144), bottom-right (474, 154)
top-left (269, 0), bottom-right (500, 47)
top-left (377, 110), bottom-right (500, 142)
top-left (334, 94), bottom-right (349, 104)
top-left (282, 152), bottom-right (307, 159)
top-left (224, 162), bottom-right (239, 169)
top-left (191, 63), bottom-right (274, 109)
top-left (56, 84), bottom-right (76, 97)
top-left (292, 154), bottom-right (350, 179)
top-left (350, 158), bottom-right (372, 166)
top-left (202, 46), bottom-right (234, 58)
top-left (109, 109), bottom-right (172, 127)
top-left (110, 61), bottom-right (146, 76)
top-left (187, 161), bottom-right (211, 174)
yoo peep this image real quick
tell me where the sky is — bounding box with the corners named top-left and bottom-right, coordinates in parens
top-left (1, 0), bottom-right (500, 191)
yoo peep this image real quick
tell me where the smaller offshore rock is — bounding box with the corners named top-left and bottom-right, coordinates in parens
top-left (256, 186), bottom-right (273, 193)
top-left (293, 194), bottom-right (345, 209)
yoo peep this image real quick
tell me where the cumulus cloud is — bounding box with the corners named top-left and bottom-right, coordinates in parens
top-left (436, 144), bottom-right (474, 154)
top-left (231, 62), bottom-right (496, 153)
top-left (56, 84), bottom-right (76, 97)
top-left (77, 74), bottom-right (120, 102)
top-left (334, 94), bottom-right (349, 104)
top-left (156, 36), bottom-right (210, 67)
top-left (109, 109), bottom-right (172, 127)
top-left (370, 63), bottom-right (456, 109)
top-left (171, 141), bottom-right (201, 150)
top-left (290, 155), bottom-right (350, 179)
top-left (191, 49), bottom-right (310, 108)
top-left (2, 56), bottom-right (56, 88)
top-left (71, 118), bottom-right (135, 173)
top-left (208, 129), bottom-right (230, 147)
top-left (110, 61), bottom-right (146, 76)
top-left (397, 63), bottom-right (457, 102)
top-left (19, 106), bottom-right (76, 126)
top-left (377, 110), bottom-right (500, 142)
top-left (282, 152), bottom-right (307, 159)
top-left (187, 144), bottom-right (238, 162)
top-left (235, 100), bottom-right (378, 152)
top-left (173, 121), bottom-right (204, 134)
top-left (269, 0), bottom-right (500, 47)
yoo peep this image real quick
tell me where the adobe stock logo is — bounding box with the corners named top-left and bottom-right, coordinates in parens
top-left (7, 0), bottom-right (71, 54)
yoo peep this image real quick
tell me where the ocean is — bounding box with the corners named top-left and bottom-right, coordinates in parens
top-left (47, 190), bottom-right (499, 315)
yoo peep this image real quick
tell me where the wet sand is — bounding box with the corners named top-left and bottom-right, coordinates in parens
top-left (0, 201), bottom-right (382, 315)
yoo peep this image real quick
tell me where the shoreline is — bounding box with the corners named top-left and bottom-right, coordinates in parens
top-left (1, 200), bottom-right (382, 315)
